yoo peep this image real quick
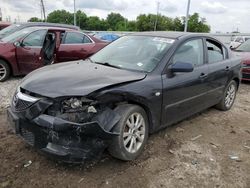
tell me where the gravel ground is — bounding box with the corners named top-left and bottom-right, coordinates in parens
top-left (0, 79), bottom-right (250, 188)
top-left (0, 77), bottom-right (22, 110)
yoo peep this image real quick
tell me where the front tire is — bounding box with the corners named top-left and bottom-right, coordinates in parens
top-left (108, 104), bottom-right (149, 161)
top-left (215, 80), bottom-right (237, 111)
top-left (0, 60), bottom-right (10, 82)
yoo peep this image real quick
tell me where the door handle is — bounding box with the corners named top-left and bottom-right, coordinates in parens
top-left (81, 48), bottom-right (87, 52)
top-left (225, 66), bottom-right (230, 71)
top-left (199, 73), bottom-right (208, 79)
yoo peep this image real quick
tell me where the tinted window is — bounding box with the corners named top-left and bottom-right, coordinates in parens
top-left (173, 39), bottom-right (204, 67)
top-left (64, 32), bottom-right (91, 44)
top-left (206, 39), bottom-right (224, 63)
top-left (22, 30), bottom-right (47, 47)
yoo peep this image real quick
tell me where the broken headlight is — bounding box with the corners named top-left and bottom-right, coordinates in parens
top-left (56, 97), bottom-right (98, 123)
top-left (62, 97), bottom-right (97, 113)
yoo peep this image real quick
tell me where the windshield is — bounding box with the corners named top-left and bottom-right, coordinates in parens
top-left (235, 40), bottom-right (250, 52)
top-left (90, 35), bottom-right (175, 72)
top-left (0, 24), bottom-right (22, 39)
top-left (1, 27), bottom-right (38, 43)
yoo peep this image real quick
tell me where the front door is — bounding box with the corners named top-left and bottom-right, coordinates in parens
top-left (16, 29), bottom-right (47, 74)
top-left (161, 38), bottom-right (211, 126)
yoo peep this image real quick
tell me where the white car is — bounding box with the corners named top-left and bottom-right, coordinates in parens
top-left (230, 36), bottom-right (250, 49)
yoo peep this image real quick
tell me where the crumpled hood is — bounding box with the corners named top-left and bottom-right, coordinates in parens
top-left (20, 60), bottom-right (146, 98)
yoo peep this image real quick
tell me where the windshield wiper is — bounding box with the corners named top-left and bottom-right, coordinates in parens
top-left (87, 57), bottom-right (94, 63)
top-left (95, 62), bottom-right (121, 69)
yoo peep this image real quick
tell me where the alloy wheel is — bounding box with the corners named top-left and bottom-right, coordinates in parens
top-left (123, 112), bottom-right (146, 153)
top-left (225, 84), bottom-right (236, 108)
top-left (0, 64), bottom-right (6, 80)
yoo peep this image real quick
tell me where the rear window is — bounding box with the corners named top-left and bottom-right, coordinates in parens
top-left (1, 27), bottom-right (39, 43)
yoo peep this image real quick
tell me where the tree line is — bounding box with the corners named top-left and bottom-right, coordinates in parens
top-left (28, 10), bottom-right (210, 32)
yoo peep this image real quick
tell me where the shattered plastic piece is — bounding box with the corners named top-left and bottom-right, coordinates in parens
top-left (169, 149), bottom-right (174, 154)
top-left (88, 106), bottom-right (97, 113)
top-left (229, 155), bottom-right (242, 162)
top-left (191, 135), bottom-right (202, 141)
top-left (191, 160), bottom-right (198, 166)
top-left (78, 178), bottom-right (84, 183)
top-left (24, 160), bottom-right (32, 168)
top-left (210, 158), bottom-right (215, 162)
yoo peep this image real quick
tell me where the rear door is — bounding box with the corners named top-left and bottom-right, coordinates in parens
top-left (57, 32), bottom-right (95, 62)
top-left (16, 29), bottom-right (47, 74)
top-left (161, 38), bottom-right (211, 126)
top-left (205, 38), bottom-right (231, 103)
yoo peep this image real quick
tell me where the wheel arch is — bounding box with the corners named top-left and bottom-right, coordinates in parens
top-left (232, 77), bottom-right (240, 90)
top-left (93, 92), bottom-right (155, 133)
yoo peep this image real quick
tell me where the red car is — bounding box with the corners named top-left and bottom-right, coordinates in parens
top-left (233, 40), bottom-right (250, 81)
top-left (0, 27), bottom-right (108, 81)
top-left (0, 22), bottom-right (11, 31)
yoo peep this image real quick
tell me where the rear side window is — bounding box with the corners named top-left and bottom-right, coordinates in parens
top-left (22, 30), bottom-right (47, 47)
top-left (83, 36), bottom-right (92, 43)
top-left (64, 32), bottom-right (92, 44)
top-left (173, 39), bottom-right (204, 67)
top-left (206, 39), bottom-right (226, 63)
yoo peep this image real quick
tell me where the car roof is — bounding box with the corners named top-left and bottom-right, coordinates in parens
top-left (131, 31), bottom-right (211, 39)
top-left (12, 22), bottom-right (80, 30)
top-left (20, 26), bottom-right (75, 32)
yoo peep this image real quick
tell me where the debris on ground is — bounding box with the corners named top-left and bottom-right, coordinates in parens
top-left (169, 149), bottom-right (174, 154)
top-left (23, 160), bottom-right (32, 168)
top-left (229, 155), bottom-right (242, 162)
top-left (191, 135), bottom-right (202, 141)
top-left (78, 178), bottom-right (84, 183)
top-left (209, 142), bottom-right (220, 148)
top-left (176, 127), bottom-right (184, 132)
top-left (230, 130), bottom-right (236, 134)
top-left (244, 145), bottom-right (250, 150)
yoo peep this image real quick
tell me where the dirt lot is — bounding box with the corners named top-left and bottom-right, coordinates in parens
top-left (0, 80), bottom-right (250, 188)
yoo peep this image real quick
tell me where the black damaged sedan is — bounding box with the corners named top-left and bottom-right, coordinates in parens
top-left (7, 32), bottom-right (241, 163)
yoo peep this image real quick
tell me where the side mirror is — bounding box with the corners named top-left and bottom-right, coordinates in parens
top-left (14, 41), bottom-right (21, 47)
top-left (170, 61), bottom-right (194, 73)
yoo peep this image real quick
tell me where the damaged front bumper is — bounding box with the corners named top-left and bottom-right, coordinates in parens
top-left (7, 106), bottom-right (120, 163)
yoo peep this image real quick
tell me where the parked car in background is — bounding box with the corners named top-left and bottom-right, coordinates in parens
top-left (230, 35), bottom-right (250, 49)
top-left (0, 26), bottom-right (108, 81)
top-left (233, 40), bottom-right (250, 81)
top-left (7, 32), bottom-right (241, 163)
top-left (0, 22), bottom-right (79, 39)
top-left (94, 33), bottom-right (120, 42)
top-left (0, 22), bottom-right (11, 30)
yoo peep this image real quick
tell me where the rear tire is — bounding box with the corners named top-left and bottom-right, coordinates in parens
top-left (215, 80), bottom-right (237, 111)
top-left (108, 104), bottom-right (149, 161)
top-left (0, 60), bottom-right (10, 82)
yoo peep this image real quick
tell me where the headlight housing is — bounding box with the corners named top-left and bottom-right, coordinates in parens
top-left (61, 97), bottom-right (97, 113)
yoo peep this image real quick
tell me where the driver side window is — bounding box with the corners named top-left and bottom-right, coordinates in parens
top-left (22, 30), bottom-right (47, 47)
top-left (173, 39), bottom-right (204, 67)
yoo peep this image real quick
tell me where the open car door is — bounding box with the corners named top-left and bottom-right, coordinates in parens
top-left (16, 29), bottom-right (47, 74)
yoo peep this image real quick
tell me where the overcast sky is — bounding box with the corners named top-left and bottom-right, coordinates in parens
top-left (1, 0), bottom-right (250, 33)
